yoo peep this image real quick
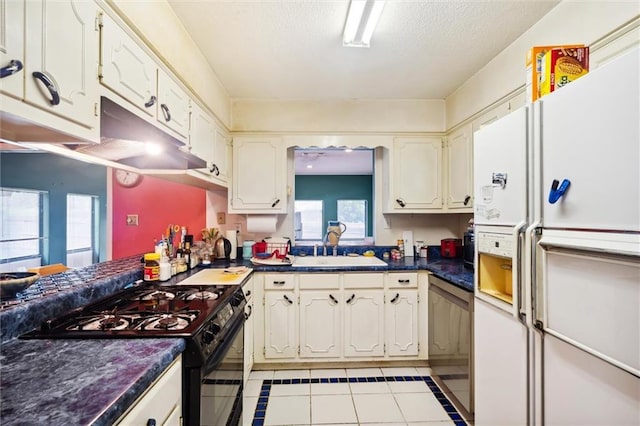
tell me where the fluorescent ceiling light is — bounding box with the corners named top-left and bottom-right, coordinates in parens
top-left (343, 0), bottom-right (385, 48)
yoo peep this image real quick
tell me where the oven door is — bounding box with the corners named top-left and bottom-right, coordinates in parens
top-left (198, 318), bottom-right (245, 426)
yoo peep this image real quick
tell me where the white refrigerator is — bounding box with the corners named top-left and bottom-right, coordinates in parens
top-left (473, 47), bottom-right (640, 425)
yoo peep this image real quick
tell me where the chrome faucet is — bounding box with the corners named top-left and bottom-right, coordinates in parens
top-left (323, 230), bottom-right (340, 256)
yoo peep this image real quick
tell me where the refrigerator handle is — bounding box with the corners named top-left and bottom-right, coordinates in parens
top-left (514, 221), bottom-right (528, 324)
top-left (525, 222), bottom-right (543, 331)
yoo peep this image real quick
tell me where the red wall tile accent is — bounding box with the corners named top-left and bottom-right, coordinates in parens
top-left (112, 173), bottom-right (206, 259)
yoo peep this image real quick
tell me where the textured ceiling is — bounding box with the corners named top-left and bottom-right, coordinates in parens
top-left (168, 0), bottom-right (559, 100)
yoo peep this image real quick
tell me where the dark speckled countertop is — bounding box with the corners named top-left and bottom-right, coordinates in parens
top-left (0, 251), bottom-right (473, 426)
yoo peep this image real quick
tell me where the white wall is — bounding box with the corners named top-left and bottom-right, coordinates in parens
top-left (446, 1), bottom-right (640, 128)
top-left (232, 99), bottom-right (445, 133)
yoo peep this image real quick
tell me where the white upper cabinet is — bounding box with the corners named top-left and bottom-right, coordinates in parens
top-left (100, 11), bottom-right (189, 140)
top-left (157, 68), bottom-right (190, 137)
top-left (1, 0), bottom-right (99, 139)
top-left (0, 0), bottom-right (24, 100)
top-left (387, 137), bottom-right (443, 212)
top-left (189, 102), bottom-right (229, 186)
top-left (230, 136), bottom-right (287, 213)
top-left (445, 124), bottom-right (473, 211)
top-left (99, 12), bottom-right (157, 117)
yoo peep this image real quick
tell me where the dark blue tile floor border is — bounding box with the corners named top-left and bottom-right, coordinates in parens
top-left (250, 375), bottom-right (467, 426)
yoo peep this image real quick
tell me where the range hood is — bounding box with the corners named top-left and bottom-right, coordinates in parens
top-left (65, 97), bottom-right (206, 170)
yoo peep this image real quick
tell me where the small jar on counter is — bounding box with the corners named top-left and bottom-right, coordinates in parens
top-left (143, 253), bottom-right (160, 282)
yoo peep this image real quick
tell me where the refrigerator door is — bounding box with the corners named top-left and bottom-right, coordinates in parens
top-left (536, 230), bottom-right (640, 376)
top-left (539, 47), bottom-right (639, 232)
top-left (473, 106), bottom-right (528, 227)
top-left (474, 298), bottom-right (529, 426)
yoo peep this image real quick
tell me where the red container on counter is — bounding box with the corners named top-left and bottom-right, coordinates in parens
top-left (440, 238), bottom-right (463, 258)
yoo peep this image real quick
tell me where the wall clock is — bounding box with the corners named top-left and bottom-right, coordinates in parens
top-left (115, 169), bottom-right (143, 188)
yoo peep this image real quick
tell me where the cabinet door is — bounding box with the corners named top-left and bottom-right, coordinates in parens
top-left (115, 357), bottom-right (182, 426)
top-left (0, 0), bottom-right (24, 99)
top-left (25, 0), bottom-right (98, 128)
top-left (244, 297), bottom-right (254, 385)
top-left (189, 102), bottom-right (215, 171)
top-left (230, 136), bottom-right (287, 213)
top-left (445, 125), bottom-right (473, 210)
top-left (100, 12), bottom-right (157, 116)
top-left (157, 69), bottom-right (190, 138)
top-left (344, 290), bottom-right (384, 357)
top-left (299, 291), bottom-right (341, 358)
top-left (264, 291), bottom-right (297, 359)
top-left (212, 125), bottom-right (229, 184)
top-left (391, 137), bottom-right (442, 211)
top-left (385, 290), bottom-right (419, 356)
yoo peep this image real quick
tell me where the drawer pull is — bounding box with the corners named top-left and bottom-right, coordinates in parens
top-left (283, 294), bottom-right (293, 305)
top-left (346, 294), bottom-right (355, 304)
top-left (398, 279), bottom-right (410, 284)
top-left (273, 280), bottom-right (285, 285)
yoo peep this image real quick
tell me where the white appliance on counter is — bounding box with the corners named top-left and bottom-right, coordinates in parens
top-left (473, 47), bottom-right (639, 425)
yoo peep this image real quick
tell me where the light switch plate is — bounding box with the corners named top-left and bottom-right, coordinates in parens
top-left (217, 212), bottom-right (226, 224)
top-left (126, 214), bottom-right (138, 226)
top-left (403, 230), bottom-right (414, 257)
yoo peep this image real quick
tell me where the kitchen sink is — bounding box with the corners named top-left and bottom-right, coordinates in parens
top-left (291, 255), bottom-right (387, 268)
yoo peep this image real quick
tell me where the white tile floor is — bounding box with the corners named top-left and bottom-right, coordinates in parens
top-left (243, 367), bottom-right (467, 426)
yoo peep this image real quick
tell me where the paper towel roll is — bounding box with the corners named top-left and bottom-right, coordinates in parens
top-left (226, 230), bottom-right (238, 260)
top-left (246, 215), bottom-right (277, 233)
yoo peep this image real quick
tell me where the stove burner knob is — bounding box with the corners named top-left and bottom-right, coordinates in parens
top-left (230, 293), bottom-right (243, 307)
top-left (202, 330), bottom-right (215, 345)
top-left (209, 323), bottom-right (221, 335)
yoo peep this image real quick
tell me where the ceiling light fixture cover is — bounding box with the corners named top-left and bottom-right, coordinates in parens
top-left (343, 0), bottom-right (385, 48)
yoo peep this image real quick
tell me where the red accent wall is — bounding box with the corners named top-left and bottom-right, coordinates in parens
top-left (112, 173), bottom-right (206, 258)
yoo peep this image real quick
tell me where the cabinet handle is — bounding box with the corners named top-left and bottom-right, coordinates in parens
top-left (160, 103), bottom-right (171, 122)
top-left (146, 419), bottom-right (156, 426)
top-left (210, 163), bottom-right (220, 175)
top-left (283, 294), bottom-right (293, 305)
top-left (244, 304), bottom-right (252, 320)
top-left (346, 294), bottom-right (355, 304)
top-left (245, 290), bottom-right (251, 297)
top-left (0, 59), bottom-right (23, 79)
top-left (398, 279), bottom-right (410, 284)
top-left (271, 198), bottom-right (280, 208)
top-left (464, 195), bottom-right (471, 206)
top-left (144, 95), bottom-right (157, 108)
top-left (395, 198), bottom-right (406, 208)
top-left (329, 294), bottom-right (338, 304)
top-left (390, 293), bottom-right (400, 303)
top-left (32, 71), bottom-right (60, 106)
top-left (273, 280), bottom-right (285, 285)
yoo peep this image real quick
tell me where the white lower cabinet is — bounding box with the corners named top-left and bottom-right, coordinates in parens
top-left (263, 274), bottom-right (298, 359)
top-left (254, 271), bottom-right (422, 364)
top-left (343, 290), bottom-right (385, 357)
top-left (299, 290), bottom-right (341, 358)
top-left (385, 290), bottom-right (419, 356)
top-left (115, 356), bottom-right (182, 426)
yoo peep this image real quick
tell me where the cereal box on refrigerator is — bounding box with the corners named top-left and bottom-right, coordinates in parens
top-left (540, 46), bottom-right (589, 98)
top-left (526, 44), bottom-right (584, 103)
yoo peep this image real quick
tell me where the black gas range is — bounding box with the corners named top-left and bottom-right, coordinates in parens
top-left (22, 283), bottom-right (247, 425)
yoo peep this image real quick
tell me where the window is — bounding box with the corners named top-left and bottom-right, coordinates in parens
top-left (66, 194), bottom-right (98, 268)
top-left (337, 200), bottom-right (367, 240)
top-left (0, 188), bottom-right (46, 272)
top-left (294, 200), bottom-right (323, 240)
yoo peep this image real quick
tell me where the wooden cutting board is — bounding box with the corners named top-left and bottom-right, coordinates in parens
top-left (177, 268), bottom-right (252, 285)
